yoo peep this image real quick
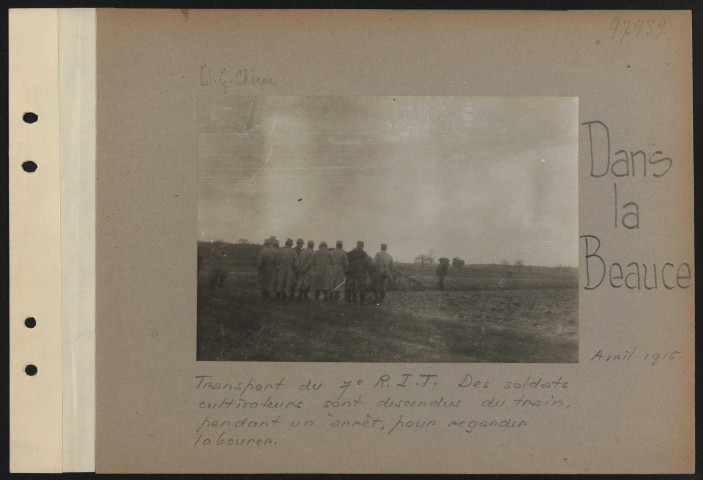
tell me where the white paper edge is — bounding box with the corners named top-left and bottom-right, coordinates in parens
top-left (59, 8), bottom-right (96, 472)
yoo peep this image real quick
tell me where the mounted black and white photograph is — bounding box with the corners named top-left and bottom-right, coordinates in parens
top-left (197, 96), bottom-right (578, 363)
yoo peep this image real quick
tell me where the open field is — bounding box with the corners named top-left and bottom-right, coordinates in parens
top-left (197, 258), bottom-right (578, 363)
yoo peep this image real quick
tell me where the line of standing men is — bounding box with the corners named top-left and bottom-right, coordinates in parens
top-left (256, 236), bottom-right (394, 305)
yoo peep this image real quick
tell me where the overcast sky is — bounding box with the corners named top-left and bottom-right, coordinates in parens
top-left (198, 96), bottom-right (578, 266)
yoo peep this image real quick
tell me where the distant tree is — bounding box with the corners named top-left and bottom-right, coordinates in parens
top-left (452, 257), bottom-right (465, 269)
top-left (415, 254), bottom-right (430, 270)
top-left (500, 259), bottom-right (510, 270)
top-left (514, 260), bottom-right (523, 273)
top-left (236, 238), bottom-right (250, 244)
top-left (414, 251), bottom-right (436, 270)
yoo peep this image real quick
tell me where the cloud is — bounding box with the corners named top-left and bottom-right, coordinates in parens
top-left (198, 96), bottom-right (578, 266)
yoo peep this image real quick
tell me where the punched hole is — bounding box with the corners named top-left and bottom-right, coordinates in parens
top-left (22, 161), bottom-right (38, 173)
top-left (23, 112), bottom-right (38, 124)
top-left (25, 364), bottom-right (38, 376)
top-left (24, 317), bottom-right (36, 328)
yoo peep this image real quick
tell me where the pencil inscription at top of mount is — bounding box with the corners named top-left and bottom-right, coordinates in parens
top-left (200, 63), bottom-right (277, 93)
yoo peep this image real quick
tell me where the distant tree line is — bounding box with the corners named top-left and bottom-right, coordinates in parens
top-left (414, 250), bottom-right (467, 271)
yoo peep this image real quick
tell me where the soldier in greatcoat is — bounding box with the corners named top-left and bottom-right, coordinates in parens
top-left (271, 238), bottom-right (299, 301)
top-left (312, 241), bottom-right (332, 301)
top-left (346, 241), bottom-right (372, 304)
top-left (256, 238), bottom-right (276, 300)
top-left (436, 257), bottom-right (450, 290)
top-left (373, 243), bottom-right (394, 304)
top-left (294, 238), bottom-right (304, 257)
top-left (328, 241), bottom-right (349, 302)
top-left (291, 238), bottom-right (305, 297)
top-left (295, 240), bottom-right (315, 301)
top-left (208, 243), bottom-right (228, 288)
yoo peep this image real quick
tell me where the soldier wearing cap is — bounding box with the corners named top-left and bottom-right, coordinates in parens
top-left (271, 238), bottom-right (300, 301)
top-left (295, 240), bottom-right (315, 301)
top-left (312, 241), bottom-right (332, 301)
top-left (346, 241), bottom-right (372, 304)
top-left (290, 238), bottom-right (306, 297)
top-left (256, 238), bottom-right (276, 300)
top-left (373, 243), bottom-right (394, 304)
top-left (328, 241), bottom-right (349, 302)
top-left (436, 257), bottom-right (450, 290)
top-left (208, 243), bottom-right (228, 288)
top-left (294, 238), bottom-right (305, 256)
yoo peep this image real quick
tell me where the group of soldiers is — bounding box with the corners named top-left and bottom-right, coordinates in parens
top-left (255, 237), bottom-right (394, 305)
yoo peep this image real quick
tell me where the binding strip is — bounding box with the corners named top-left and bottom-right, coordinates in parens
top-left (9, 8), bottom-right (63, 473)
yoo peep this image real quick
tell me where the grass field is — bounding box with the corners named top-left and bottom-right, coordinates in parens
top-left (197, 262), bottom-right (578, 363)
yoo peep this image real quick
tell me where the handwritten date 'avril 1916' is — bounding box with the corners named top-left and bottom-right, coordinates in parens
top-left (590, 346), bottom-right (683, 366)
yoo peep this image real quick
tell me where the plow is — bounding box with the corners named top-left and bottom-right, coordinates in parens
top-left (390, 269), bottom-right (426, 290)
